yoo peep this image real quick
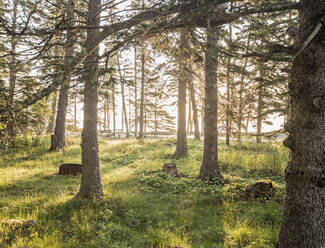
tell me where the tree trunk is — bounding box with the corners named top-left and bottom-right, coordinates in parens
top-left (50, 0), bottom-right (75, 151)
top-left (134, 45), bottom-right (138, 137)
top-left (245, 117), bottom-right (249, 136)
top-left (74, 93), bottom-right (77, 130)
top-left (79, 0), bottom-right (103, 199)
top-left (106, 96), bottom-right (110, 131)
top-left (225, 25), bottom-right (232, 146)
top-left (256, 69), bottom-right (263, 144)
top-left (117, 54), bottom-right (129, 138)
top-left (201, 81), bottom-right (205, 136)
top-left (103, 99), bottom-right (107, 131)
top-left (144, 97), bottom-right (147, 133)
top-left (112, 85), bottom-right (116, 133)
top-left (139, 40), bottom-right (145, 138)
top-left (47, 92), bottom-right (57, 134)
top-left (199, 24), bottom-right (222, 179)
top-left (237, 38), bottom-right (250, 143)
top-left (189, 80), bottom-right (200, 139)
top-left (278, 2), bottom-right (325, 247)
top-left (187, 95), bottom-right (192, 134)
top-left (175, 29), bottom-right (188, 157)
top-left (7, 0), bottom-right (17, 146)
top-left (154, 87), bottom-right (158, 133)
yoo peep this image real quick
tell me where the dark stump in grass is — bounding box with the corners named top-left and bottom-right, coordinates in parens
top-left (245, 180), bottom-right (275, 199)
top-left (162, 163), bottom-right (180, 177)
top-left (59, 163), bottom-right (82, 175)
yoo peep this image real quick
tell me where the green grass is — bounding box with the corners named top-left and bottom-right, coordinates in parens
top-left (0, 136), bottom-right (288, 247)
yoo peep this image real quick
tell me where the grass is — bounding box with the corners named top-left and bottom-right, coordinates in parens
top-left (0, 136), bottom-right (288, 248)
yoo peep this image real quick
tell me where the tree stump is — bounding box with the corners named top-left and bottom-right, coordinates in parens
top-left (245, 180), bottom-right (275, 199)
top-left (162, 163), bottom-right (180, 177)
top-left (59, 163), bottom-right (82, 175)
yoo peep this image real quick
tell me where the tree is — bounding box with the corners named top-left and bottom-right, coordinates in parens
top-left (188, 78), bottom-right (200, 139)
top-left (199, 22), bottom-right (222, 179)
top-left (144, 63), bottom-right (175, 132)
top-left (6, 0), bottom-right (17, 147)
top-left (175, 29), bottom-right (188, 157)
top-left (133, 45), bottom-right (138, 137)
top-left (138, 39), bottom-right (146, 138)
top-left (78, 0), bottom-right (103, 198)
top-left (225, 23), bottom-right (233, 146)
top-left (278, 1), bottom-right (325, 247)
top-left (50, 0), bottom-right (75, 151)
top-left (46, 91), bottom-right (57, 134)
top-left (116, 53), bottom-right (129, 138)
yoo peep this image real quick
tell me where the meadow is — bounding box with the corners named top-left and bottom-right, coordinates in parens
top-left (0, 136), bottom-right (288, 248)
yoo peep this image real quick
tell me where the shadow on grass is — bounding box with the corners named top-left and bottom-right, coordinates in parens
top-left (1, 166), bottom-right (225, 247)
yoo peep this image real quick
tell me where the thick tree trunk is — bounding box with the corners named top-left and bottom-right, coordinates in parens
top-left (79, 0), bottom-right (103, 199)
top-left (139, 41), bottom-right (145, 138)
top-left (278, 2), bottom-right (325, 247)
top-left (175, 29), bottom-right (188, 157)
top-left (47, 92), bottom-right (57, 134)
top-left (199, 25), bottom-right (222, 179)
top-left (189, 79), bottom-right (200, 140)
top-left (50, 0), bottom-right (75, 151)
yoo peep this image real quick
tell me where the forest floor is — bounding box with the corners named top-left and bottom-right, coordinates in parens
top-left (0, 136), bottom-right (288, 248)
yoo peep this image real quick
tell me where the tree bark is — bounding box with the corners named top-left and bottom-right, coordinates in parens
top-left (50, 0), bottom-right (75, 151)
top-left (106, 96), bottom-right (110, 131)
top-left (278, 1), bottom-right (325, 247)
top-left (103, 98), bottom-right (107, 131)
top-left (225, 23), bottom-right (233, 146)
top-left (175, 29), bottom-right (188, 157)
top-left (256, 69), bottom-right (263, 144)
top-left (139, 40), bottom-right (145, 138)
top-left (79, 0), bottom-right (103, 199)
top-left (200, 80), bottom-right (205, 136)
top-left (112, 84), bottom-right (116, 133)
top-left (74, 93), bottom-right (78, 130)
top-left (187, 94), bottom-right (192, 134)
top-left (245, 117), bottom-right (249, 136)
top-left (189, 79), bottom-right (200, 139)
top-left (117, 54), bottom-right (129, 138)
top-left (199, 24), bottom-right (222, 179)
top-left (134, 45), bottom-right (138, 137)
top-left (47, 91), bottom-right (57, 134)
top-left (7, 0), bottom-right (17, 146)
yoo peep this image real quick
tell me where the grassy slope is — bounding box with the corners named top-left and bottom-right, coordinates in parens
top-left (0, 137), bottom-right (288, 248)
